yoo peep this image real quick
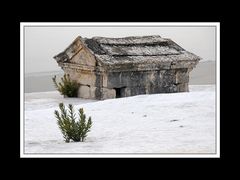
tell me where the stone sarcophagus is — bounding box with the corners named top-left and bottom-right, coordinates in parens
top-left (54, 35), bottom-right (201, 99)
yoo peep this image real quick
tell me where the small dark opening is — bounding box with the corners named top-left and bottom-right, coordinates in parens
top-left (114, 87), bottom-right (126, 98)
top-left (115, 88), bottom-right (121, 98)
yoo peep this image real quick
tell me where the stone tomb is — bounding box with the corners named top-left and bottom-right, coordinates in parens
top-left (54, 35), bottom-right (200, 99)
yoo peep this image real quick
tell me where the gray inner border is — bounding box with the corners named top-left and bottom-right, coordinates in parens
top-left (22, 24), bottom-right (218, 156)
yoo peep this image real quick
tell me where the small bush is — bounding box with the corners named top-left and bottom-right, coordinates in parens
top-left (54, 103), bottom-right (92, 142)
top-left (52, 74), bottom-right (79, 97)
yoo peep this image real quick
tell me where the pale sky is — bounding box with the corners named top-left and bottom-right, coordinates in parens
top-left (24, 25), bottom-right (216, 73)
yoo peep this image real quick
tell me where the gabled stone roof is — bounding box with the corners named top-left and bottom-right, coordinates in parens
top-left (54, 35), bottom-right (201, 70)
top-left (84, 35), bottom-right (184, 56)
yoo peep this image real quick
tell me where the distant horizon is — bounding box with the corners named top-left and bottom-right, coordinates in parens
top-left (25, 70), bottom-right (63, 76)
top-left (25, 59), bottom-right (215, 75)
top-left (24, 61), bottom-right (216, 93)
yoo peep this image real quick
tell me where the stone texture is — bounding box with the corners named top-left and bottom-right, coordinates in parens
top-left (54, 35), bottom-right (201, 99)
top-left (78, 85), bottom-right (96, 99)
top-left (101, 88), bottom-right (116, 100)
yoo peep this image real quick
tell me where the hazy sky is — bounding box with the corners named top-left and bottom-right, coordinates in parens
top-left (24, 26), bottom-right (216, 73)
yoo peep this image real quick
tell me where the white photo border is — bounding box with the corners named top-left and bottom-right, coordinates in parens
top-left (20, 22), bottom-right (220, 158)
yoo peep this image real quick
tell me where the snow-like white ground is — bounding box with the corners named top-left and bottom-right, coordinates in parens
top-left (24, 85), bottom-right (216, 154)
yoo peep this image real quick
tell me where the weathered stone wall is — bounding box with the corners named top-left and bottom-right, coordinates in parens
top-left (60, 63), bottom-right (98, 99)
top-left (58, 42), bottom-right (101, 99)
top-left (59, 63), bottom-right (191, 100)
top-left (63, 69), bottom-right (98, 99)
top-left (70, 45), bottom-right (96, 67)
top-left (100, 68), bottom-right (190, 98)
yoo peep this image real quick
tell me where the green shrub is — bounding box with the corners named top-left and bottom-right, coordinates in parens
top-left (54, 103), bottom-right (92, 142)
top-left (52, 74), bottom-right (79, 97)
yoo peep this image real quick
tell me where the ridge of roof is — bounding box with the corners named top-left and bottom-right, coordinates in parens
top-left (54, 35), bottom-right (201, 66)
